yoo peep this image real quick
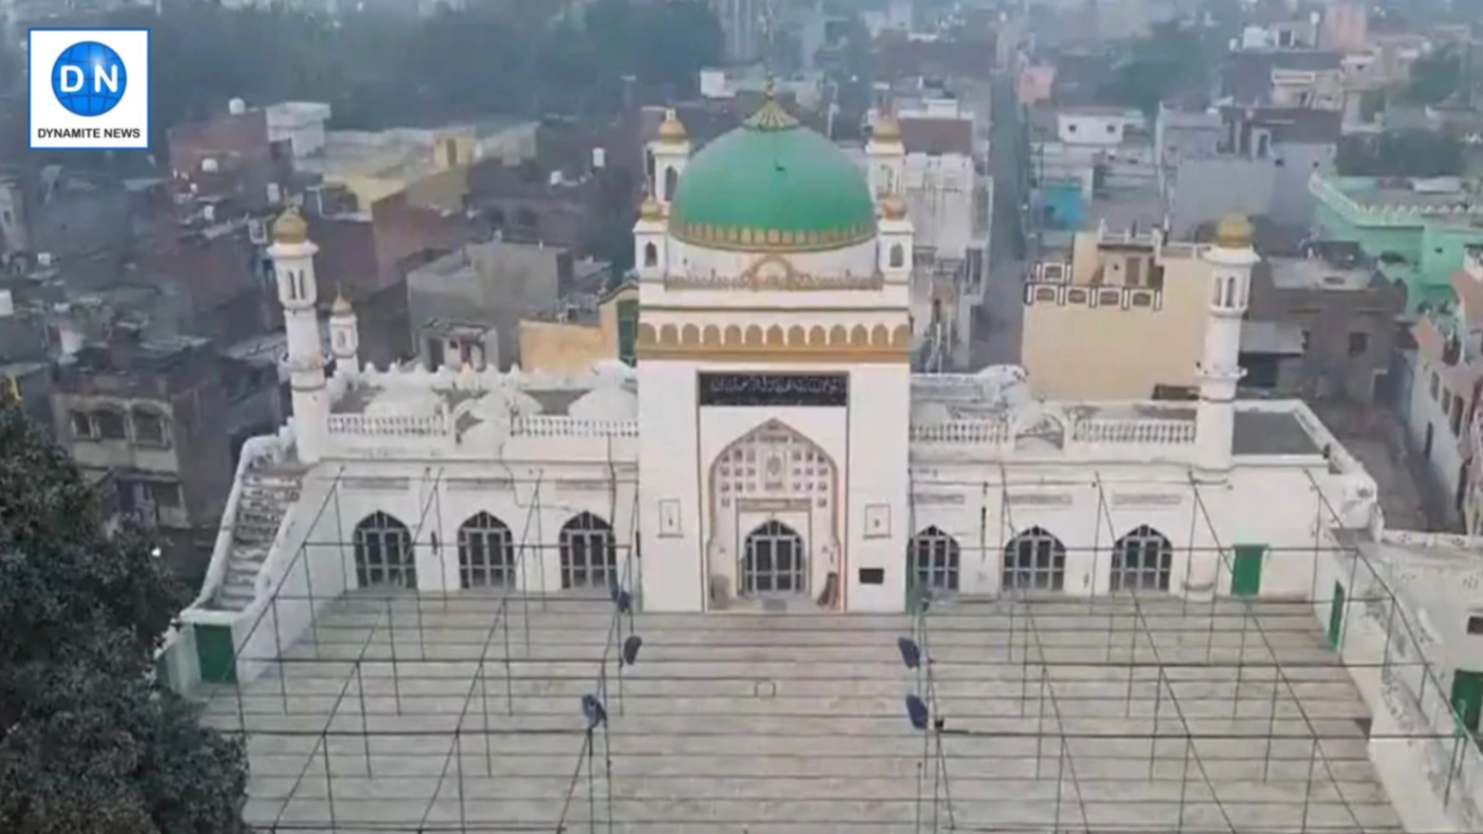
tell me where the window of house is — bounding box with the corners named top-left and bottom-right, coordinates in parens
top-left (1300, 330), bottom-right (1311, 352)
top-left (1347, 332), bottom-right (1368, 357)
top-left (148, 482), bottom-right (182, 509)
top-left (1105, 124), bottom-right (1115, 134)
top-left (95, 409), bottom-right (126, 440)
top-left (70, 410), bottom-right (93, 439)
top-left (1452, 395), bottom-right (1466, 436)
top-left (1468, 615), bottom-right (1483, 636)
top-left (1067, 123), bottom-right (1078, 133)
top-left (132, 409), bottom-right (167, 446)
top-left (1431, 372), bottom-right (1441, 401)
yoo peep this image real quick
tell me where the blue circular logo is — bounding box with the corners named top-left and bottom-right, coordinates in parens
top-left (51, 41), bottom-right (128, 117)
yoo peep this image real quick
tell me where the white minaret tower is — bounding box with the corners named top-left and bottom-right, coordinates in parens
top-left (329, 288), bottom-right (360, 378)
top-left (270, 206), bottom-right (329, 464)
top-left (649, 110), bottom-right (691, 209)
top-left (878, 192), bottom-right (914, 283)
top-left (633, 192), bottom-right (667, 281)
top-left (867, 111), bottom-right (906, 199)
top-left (1195, 214), bottom-right (1257, 481)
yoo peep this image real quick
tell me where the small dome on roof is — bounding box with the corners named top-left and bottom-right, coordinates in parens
top-left (272, 206), bottom-right (308, 244)
top-left (568, 384), bottom-right (637, 421)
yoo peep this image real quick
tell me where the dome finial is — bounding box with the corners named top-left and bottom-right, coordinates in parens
top-left (744, 81), bottom-right (800, 131)
top-left (1214, 213), bottom-right (1254, 249)
top-left (639, 189), bottom-right (664, 220)
top-left (332, 282), bottom-right (353, 315)
top-left (272, 204), bottom-right (308, 244)
top-left (657, 109), bottom-right (689, 144)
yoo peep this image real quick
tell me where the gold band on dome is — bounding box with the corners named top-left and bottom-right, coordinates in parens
top-left (670, 220), bottom-right (877, 252)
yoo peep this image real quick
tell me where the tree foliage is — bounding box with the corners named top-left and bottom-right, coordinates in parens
top-left (1336, 130), bottom-right (1465, 178)
top-left (69, 0), bottom-right (719, 141)
top-left (1094, 21), bottom-right (1221, 118)
top-left (0, 403), bottom-right (248, 834)
top-left (1404, 46), bottom-right (1463, 105)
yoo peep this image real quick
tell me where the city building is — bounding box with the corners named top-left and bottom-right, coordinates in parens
top-left (1400, 246), bottom-right (1483, 531)
top-left (517, 280), bottom-right (639, 374)
top-left (1031, 106), bottom-right (1161, 245)
top-left (51, 336), bottom-right (234, 581)
top-left (1241, 241), bottom-right (1404, 402)
top-left (1022, 222), bottom-right (1216, 400)
top-left (406, 238), bottom-right (609, 371)
top-left (157, 97), bottom-right (1483, 834)
top-left (1310, 173), bottom-right (1483, 312)
top-left (1158, 105), bottom-right (1341, 236)
top-left (709, 0), bottom-right (764, 65)
top-left (1221, 50), bottom-right (1344, 111)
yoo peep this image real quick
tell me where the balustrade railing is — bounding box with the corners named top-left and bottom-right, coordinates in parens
top-left (327, 413), bottom-right (447, 437)
top-left (909, 420), bottom-right (1011, 445)
top-left (1071, 418), bottom-right (1196, 446)
top-left (511, 416), bottom-right (639, 438)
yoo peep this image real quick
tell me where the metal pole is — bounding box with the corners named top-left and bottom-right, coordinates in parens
top-left (1300, 737), bottom-right (1319, 833)
top-left (480, 658), bottom-right (492, 777)
top-left (272, 596), bottom-right (287, 713)
top-left (356, 660), bottom-right (372, 778)
top-left (302, 544), bottom-right (320, 658)
top-left (386, 597), bottom-right (401, 715)
top-left (1263, 660), bottom-right (1280, 781)
top-left (1233, 604), bottom-right (1248, 719)
top-left (1034, 664), bottom-right (1046, 778)
top-left (1445, 730), bottom-right (1464, 806)
top-left (1150, 665), bottom-right (1163, 779)
top-left (1176, 735), bottom-right (1191, 834)
top-left (322, 733), bottom-right (337, 831)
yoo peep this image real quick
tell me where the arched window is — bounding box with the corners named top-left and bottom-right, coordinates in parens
top-left (643, 241), bottom-right (658, 268)
top-left (284, 269), bottom-right (297, 300)
top-left (909, 526), bottom-right (960, 593)
top-left (459, 512), bottom-right (514, 589)
top-left (1111, 525), bottom-right (1173, 592)
top-left (889, 243), bottom-right (904, 268)
top-left (1003, 526), bottom-right (1066, 592)
top-left (742, 520), bottom-right (806, 595)
top-left (663, 167), bottom-right (678, 202)
top-left (560, 512), bottom-right (616, 590)
top-left (1223, 276), bottom-right (1236, 307)
top-left (353, 512), bottom-right (416, 589)
top-left (297, 272), bottom-right (307, 301)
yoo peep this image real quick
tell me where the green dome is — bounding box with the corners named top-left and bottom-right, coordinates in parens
top-left (669, 101), bottom-right (877, 252)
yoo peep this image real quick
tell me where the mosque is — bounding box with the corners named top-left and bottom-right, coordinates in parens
top-left (163, 93), bottom-right (1483, 834)
top-left (173, 91), bottom-right (1381, 629)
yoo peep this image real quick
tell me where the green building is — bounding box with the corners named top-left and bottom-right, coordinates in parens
top-left (1310, 174), bottom-right (1483, 312)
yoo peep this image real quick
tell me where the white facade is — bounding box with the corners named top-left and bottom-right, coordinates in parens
top-left (177, 112), bottom-right (1388, 705)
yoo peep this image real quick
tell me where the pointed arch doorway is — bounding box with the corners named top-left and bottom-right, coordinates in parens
top-left (707, 419), bottom-right (840, 609)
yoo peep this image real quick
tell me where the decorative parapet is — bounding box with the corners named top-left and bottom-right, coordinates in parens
top-left (910, 419), bottom-right (1012, 446)
top-left (1071, 418), bottom-right (1196, 445)
top-left (327, 412), bottom-right (448, 437)
top-left (1023, 282), bottom-right (1163, 311)
top-left (511, 416), bottom-right (639, 438)
top-left (1309, 173), bottom-right (1483, 226)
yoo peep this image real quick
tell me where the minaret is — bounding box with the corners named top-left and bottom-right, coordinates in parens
top-left (269, 206), bottom-right (329, 464)
top-left (1195, 214), bottom-right (1257, 481)
top-left (633, 192), bottom-right (667, 281)
top-left (329, 288), bottom-right (360, 378)
top-left (867, 111), bottom-right (906, 199)
top-left (650, 110), bottom-right (691, 209)
top-left (878, 192), bottom-right (914, 284)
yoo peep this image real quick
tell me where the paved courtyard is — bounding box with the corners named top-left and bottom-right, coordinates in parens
top-left (200, 593), bottom-right (1403, 833)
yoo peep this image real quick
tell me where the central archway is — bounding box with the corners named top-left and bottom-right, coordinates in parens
top-left (706, 419), bottom-right (840, 608)
top-left (742, 520), bottom-right (806, 596)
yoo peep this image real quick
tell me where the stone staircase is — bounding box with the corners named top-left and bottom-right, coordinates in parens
top-left (211, 463), bottom-right (306, 611)
top-left (201, 595), bottom-right (1405, 834)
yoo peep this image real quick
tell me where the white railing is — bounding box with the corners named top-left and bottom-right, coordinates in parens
top-left (664, 272), bottom-right (884, 291)
top-left (1071, 418), bottom-right (1196, 445)
top-left (327, 412), bottom-right (447, 437)
top-left (511, 415), bottom-right (639, 438)
top-left (910, 420), bottom-right (1011, 445)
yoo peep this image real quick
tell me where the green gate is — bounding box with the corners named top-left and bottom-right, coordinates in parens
top-left (195, 623), bottom-right (237, 684)
top-left (1231, 545), bottom-right (1264, 596)
top-left (1452, 670), bottom-right (1483, 733)
top-left (1327, 582), bottom-right (1346, 649)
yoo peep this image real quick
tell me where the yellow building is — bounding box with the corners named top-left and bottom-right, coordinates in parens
top-left (518, 283), bottom-right (639, 375)
top-left (1021, 225), bottom-right (1222, 400)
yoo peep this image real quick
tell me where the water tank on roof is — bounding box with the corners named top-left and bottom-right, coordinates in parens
top-left (592, 147), bottom-right (606, 169)
top-left (266, 182), bottom-right (281, 204)
top-left (203, 204), bottom-right (215, 223)
top-left (201, 158), bottom-right (219, 173)
top-left (228, 97), bottom-right (246, 115)
top-left (0, 289), bottom-right (13, 318)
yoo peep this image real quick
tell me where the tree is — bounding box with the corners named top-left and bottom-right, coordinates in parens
top-left (0, 403), bottom-right (249, 834)
top-left (1336, 130), bottom-right (1465, 178)
top-left (1405, 46), bottom-right (1463, 105)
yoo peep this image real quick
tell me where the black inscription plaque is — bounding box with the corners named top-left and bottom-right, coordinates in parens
top-left (698, 372), bottom-right (849, 407)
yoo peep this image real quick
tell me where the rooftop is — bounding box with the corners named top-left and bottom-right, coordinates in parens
top-left (1268, 255), bottom-right (1376, 291)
